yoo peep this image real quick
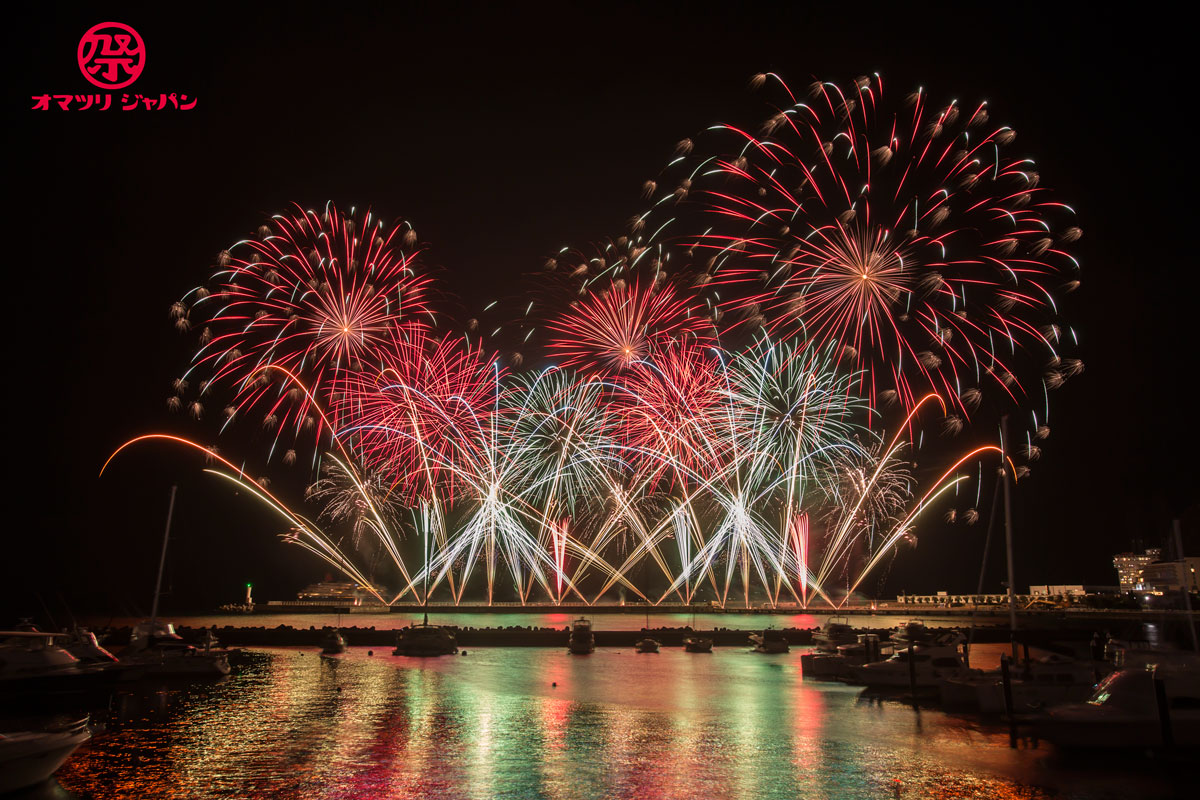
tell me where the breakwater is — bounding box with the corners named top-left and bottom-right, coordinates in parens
top-left (94, 622), bottom-right (1064, 649)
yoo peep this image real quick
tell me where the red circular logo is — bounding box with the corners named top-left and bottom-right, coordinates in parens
top-left (77, 22), bottom-right (145, 89)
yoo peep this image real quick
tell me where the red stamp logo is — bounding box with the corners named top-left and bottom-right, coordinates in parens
top-left (77, 22), bottom-right (145, 89)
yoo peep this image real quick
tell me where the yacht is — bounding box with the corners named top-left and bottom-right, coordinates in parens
top-left (0, 717), bottom-right (91, 794)
top-left (568, 618), bottom-right (594, 654)
top-left (749, 629), bottom-right (790, 653)
top-left (121, 620), bottom-right (231, 677)
top-left (0, 631), bottom-right (87, 686)
top-left (939, 654), bottom-right (1100, 711)
top-left (63, 627), bottom-right (119, 665)
top-left (813, 616), bottom-right (858, 652)
top-left (683, 634), bottom-right (713, 653)
top-left (801, 634), bottom-right (889, 679)
top-left (393, 624), bottom-right (458, 656)
top-left (1035, 661), bottom-right (1200, 748)
top-left (845, 643), bottom-right (971, 690)
top-left (635, 638), bottom-right (660, 653)
top-left (320, 628), bottom-right (347, 655)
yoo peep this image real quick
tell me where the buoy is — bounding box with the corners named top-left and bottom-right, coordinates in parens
top-left (367, 650), bottom-right (374, 656)
top-left (461, 650), bottom-right (468, 656)
top-left (552, 681), bottom-right (557, 687)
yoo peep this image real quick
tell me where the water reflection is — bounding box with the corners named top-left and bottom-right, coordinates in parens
top-left (52, 648), bottom-right (1182, 800)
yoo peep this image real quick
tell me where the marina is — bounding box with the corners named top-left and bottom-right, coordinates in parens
top-left (2, 643), bottom-right (1190, 800)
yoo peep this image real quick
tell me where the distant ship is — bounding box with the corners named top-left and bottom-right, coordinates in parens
top-left (297, 580), bottom-right (388, 606)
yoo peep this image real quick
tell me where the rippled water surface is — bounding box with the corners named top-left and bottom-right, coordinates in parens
top-left (94, 611), bottom-right (1007, 631)
top-left (52, 648), bottom-right (1184, 800)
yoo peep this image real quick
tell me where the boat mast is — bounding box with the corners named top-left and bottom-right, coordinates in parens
top-left (150, 484), bottom-right (178, 625)
top-left (422, 502), bottom-right (430, 627)
top-left (1001, 416), bottom-right (1018, 661)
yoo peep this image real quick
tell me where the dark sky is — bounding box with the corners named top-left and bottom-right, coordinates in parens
top-left (5, 2), bottom-right (1195, 618)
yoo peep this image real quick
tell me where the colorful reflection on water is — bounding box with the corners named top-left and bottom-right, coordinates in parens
top-left (93, 611), bottom-right (1008, 632)
top-left (54, 648), bottom-right (1180, 800)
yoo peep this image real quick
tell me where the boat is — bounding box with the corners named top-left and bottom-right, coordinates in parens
top-left (802, 634), bottom-right (889, 679)
top-left (121, 620), bottom-right (231, 677)
top-left (394, 623), bottom-right (457, 656)
top-left (568, 618), bottom-right (594, 654)
top-left (62, 627), bottom-right (119, 665)
top-left (119, 486), bottom-right (230, 677)
top-left (0, 717), bottom-right (91, 794)
top-left (813, 616), bottom-right (858, 652)
top-left (1035, 661), bottom-right (1200, 748)
top-left (683, 634), bottom-right (713, 653)
top-left (0, 631), bottom-right (87, 686)
top-left (888, 619), bottom-right (945, 648)
top-left (845, 643), bottom-right (971, 690)
top-left (939, 654), bottom-right (1100, 711)
top-left (320, 628), bottom-right (347, 655)
top-left (749, 629), bottom-right (789, 654)
top-left (635, 638), bottom-right (660, 653)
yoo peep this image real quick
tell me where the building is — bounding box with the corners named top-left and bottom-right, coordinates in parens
top-left (1139, 557), bottom-right (1200, 594)
top-left (1113, 548), bottom-right (1161, 593)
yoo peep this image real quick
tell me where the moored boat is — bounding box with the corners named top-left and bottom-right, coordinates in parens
top-left (568, 618), bottom-right (594, 654)
top-left (320, 628), bottom-right (347, 655)
top-left (635, 638), bottom-right (660, 653)
top-left (0, 717), bottom-right (91, 794)
top-left (121, 621), bottom-right (231, 677)
top-left (846, 643), bottom-right (971, 690)
top-left (394, 624), bottom-right (457, 656)
top-left (749, 629), bottom-right (789, 654)
top-left (1035, 660), bottom-right (1200, 748)
top-left (683, 634), bottom-right (713, 653)
top-left (813, 616), bottom-right (858, 653)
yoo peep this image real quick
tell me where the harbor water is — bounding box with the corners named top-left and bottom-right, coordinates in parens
top-left (32, 646), bottom-right (1187, 799)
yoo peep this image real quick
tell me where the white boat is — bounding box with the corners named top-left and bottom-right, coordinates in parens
top-left (0, 717), bottom-right (91, 794)
top-left (683, 634), bottom-right (713, 653)
top-left (635, 638), bottom-right (660, 653)
top-left (393, 624), bottom-right (457, 656)
top-left (568, 618), bottom-right (594, 654)
top-left (846, 643), bottom-right (971, 690)
top-left (0, 631), bottom-right (87, 685)
top-left (812, 616), bottom-right (858, 652)
top-left (121, 621), bottom-right (230, 677)
top-left (749, 629), bottom-right (789, 653)
top-left (1035, 660), bottom-right (1200, 748)
top-left (939, 654), bottom-right (1100, 712)
top-left (801, 634), bottom-right (890, 680)
top-left (63, 627), bottom-right (119, 665)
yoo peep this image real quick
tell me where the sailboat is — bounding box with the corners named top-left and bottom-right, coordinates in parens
top-left (635, 609), bottom-right (659, 653)
top-left (393, 511), bottom-right (457, 656)
top-left (121, 486), bottom-right (230, 677)
top-left (682, 605), bottom-right (712, 653)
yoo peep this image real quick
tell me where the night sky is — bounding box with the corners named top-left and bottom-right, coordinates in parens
top-left (6, 2), bottom-right (1196, 618)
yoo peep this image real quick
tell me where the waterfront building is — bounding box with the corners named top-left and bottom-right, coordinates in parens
top-left (1112, 548), bottom-right (1161, 593)
top-left (1139, 557), bottom-right (1200, 594)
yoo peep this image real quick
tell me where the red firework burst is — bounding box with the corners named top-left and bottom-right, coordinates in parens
top-left (643, 74), bottom-right (1081, 425)
top-left (340, 331), bottom-right (500, 504)
top-left (612, 340), bottom-right (727, 488)
top-left (545, 278), bottom-right (714, 375)
top-left (172, 203), bottom-right (435, 456)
